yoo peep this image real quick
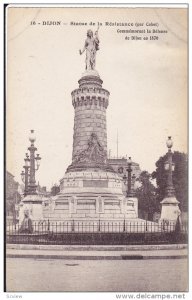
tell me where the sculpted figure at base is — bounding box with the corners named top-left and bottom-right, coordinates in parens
top-left (73, 132), bottom-right (106, 164)
top-left (79, 29), bottom-right (99, 70)
top-left (19, 210), bottom-right (33, 234)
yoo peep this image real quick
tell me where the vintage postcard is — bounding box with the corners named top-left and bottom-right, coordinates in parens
top-left (5, 4), bottom-right (188, 295)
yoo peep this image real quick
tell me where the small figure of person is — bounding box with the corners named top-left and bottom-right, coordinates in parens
top-left (19, 210), bottom-right (33, 234)
top-left (79, 29), bottom-right (99, 70)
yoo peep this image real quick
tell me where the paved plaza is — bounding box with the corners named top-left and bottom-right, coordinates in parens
top-left (6, 257), bottom-right (188, 292)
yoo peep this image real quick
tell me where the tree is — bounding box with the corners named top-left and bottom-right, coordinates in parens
top-left (152, 151), bottom-right (188, 212)
top-left (51, 184), bottom-right (60, 196)
top-left (135, 171), bottom-right (158, 221)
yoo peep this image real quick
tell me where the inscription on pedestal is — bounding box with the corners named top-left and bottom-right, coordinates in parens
top-left (96, 196), bottom-right (104, 213)
top-left (83, 180), bottom-right (108, 188)
top-left (69, 196), bottom-right (77, 213)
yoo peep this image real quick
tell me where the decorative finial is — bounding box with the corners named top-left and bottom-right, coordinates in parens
top-left (29, 129), bottom-right (36, 144)
top-left (166, 136), bottom-right (173, 149)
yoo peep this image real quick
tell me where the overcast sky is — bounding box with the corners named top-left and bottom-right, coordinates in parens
top-left (7, 7), bottom-right (187, 189)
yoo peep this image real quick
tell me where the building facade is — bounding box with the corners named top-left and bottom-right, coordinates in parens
top-left (107, 157), bottom-right (141, 195)
top-left (6, 171), bottom-right (21, 222)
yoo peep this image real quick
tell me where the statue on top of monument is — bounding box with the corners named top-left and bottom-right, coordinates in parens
top-left (79, 27), bottom-right (100, 71)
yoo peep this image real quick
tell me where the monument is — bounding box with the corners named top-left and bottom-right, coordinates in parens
top-left (46, 29), bottom-right (137, 221)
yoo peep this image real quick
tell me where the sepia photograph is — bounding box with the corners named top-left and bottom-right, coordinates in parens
top-left (5, 4), bottom-right (188, 294)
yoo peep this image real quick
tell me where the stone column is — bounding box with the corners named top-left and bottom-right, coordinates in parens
top-left (68, 73), bottom-right (111, 171)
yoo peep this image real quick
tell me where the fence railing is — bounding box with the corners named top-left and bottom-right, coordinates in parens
top-left (6, 219), bottom-right (188, 234)
top-left (6, 220), bottom-right (187, 245)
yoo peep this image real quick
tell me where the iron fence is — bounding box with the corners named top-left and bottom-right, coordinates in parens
top-left (6, 220), bottom-right (186, 233)
top-left (6, 220), bottom-right (187, 245)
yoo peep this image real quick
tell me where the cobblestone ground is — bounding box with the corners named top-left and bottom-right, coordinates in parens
top-left (6, 258), bottom-right (188, 292)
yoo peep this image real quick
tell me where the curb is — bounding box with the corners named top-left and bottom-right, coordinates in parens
top-left (6, 244), bottom-right (188, 251)
top-left (6, 254), bottom-right (188, 260)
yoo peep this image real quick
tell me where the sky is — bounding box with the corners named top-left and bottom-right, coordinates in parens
top-left (6, 6), bottom-right (188, 189)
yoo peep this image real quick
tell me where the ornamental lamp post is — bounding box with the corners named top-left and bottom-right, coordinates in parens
top-left (131, 173), bottom-right (136, 197)
top-left (20, 130), bottom-right (41, 196)
top-left (28, 130), bottom-right (37, 195)
top-left (160, 136), bottom-right (180, 224)
top-left (123, 171), bottom-right (136, 197)
top-left (126, 157), bottom-right (132, 197)
top-left (19, 130), bottom-right (43, 224)
top-left (123, 174), bottom-right (127, 185)
top-left (28, 130), bottom-right (41, 195)
top-left (123, 157), bottom-right (137, 219)
top-left (24, 153), bottom-right (30, 195)
top-left (164, 136), bottom-right (175, 197)
top-left (20, 170), bottom-right (25, 183)
top-left (35, 153), bottom-right (41, 170)
top-left (21, 153), bottom-right (30, 196)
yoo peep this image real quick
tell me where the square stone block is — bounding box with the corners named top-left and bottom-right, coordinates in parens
top-left (49, 214), bottom-right (60, 219)
top-left (86, 214), bottom-right (99, 218)
top-left (77, 204), bottom-right (90, 209)
top-left (76, 209), bottom-right (91, 214)
top-left (104, 209), bottom-right (121, 214)
top-left (55, 209), bottom-right (69, 213)
top-left (100, 214), bottom-right (113, 219)
top-left (71, 214), bottom-right (86, 218)
top-left (56, 214), bottom-right (72, 219)
top-left (113, 214), bottom-right (125, 219)
top-left (105, 205), bottom-right (120, 210)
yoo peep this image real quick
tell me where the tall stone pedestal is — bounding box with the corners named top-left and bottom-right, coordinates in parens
top-left (127, 197), bottom-right (138, 219)
top-left (46, 170), bottom-right (137, 221)
top-left (19, 195), bottom-right (44, 224)
top-left (48, 71), bottom-right (137, 221)
top-left (160, 197), bottom-right (181, 223)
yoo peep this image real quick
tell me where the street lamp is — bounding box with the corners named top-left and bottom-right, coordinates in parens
top-left (123, 174), bottom-right (127, 185)
top-left (126, 157), bottom-right (133, 197)
top-left (24, 153), bottom-right (30, 196)
top-left (164, 136), bottom-right (175, 197)
top-left (123, 171), bottom-right (136, 197)
top-left (29, 129), bottom-right (36, 144)
top-left (25, 153), bottom-right (30, 167)
top-left (35, 153), bottom-right (41, 170)
top-left (20, 170), bottom-right (25, 183)
top-left (20, 130), bottom-right (41, 196)
top-left (131, 173), bottom-right (136, 197)
top-left (20, 153), bottom-right (30, 197)
top-left (28, 130), bottom-right (42, 195)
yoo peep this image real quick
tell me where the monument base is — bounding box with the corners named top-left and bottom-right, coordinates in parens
top-left (43, 170), bottom-right (137, 221)
top-left (19, 194), bottom-right (46, 224)
top-left (160, 196), bottom-right (180, 223)
top-left (126, 197), bottom-right (138, 219)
